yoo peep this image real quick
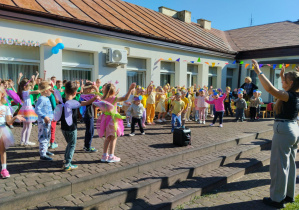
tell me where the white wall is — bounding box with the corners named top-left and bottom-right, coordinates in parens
top-left (0, 18), bottom-right (237, 95)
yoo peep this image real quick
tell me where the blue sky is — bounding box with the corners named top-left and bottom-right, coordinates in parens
top-left (123, 0), bottom-right (298, 31)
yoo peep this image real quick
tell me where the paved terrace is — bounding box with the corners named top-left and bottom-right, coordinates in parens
top-left (1, 117), bottom-right (275, 206)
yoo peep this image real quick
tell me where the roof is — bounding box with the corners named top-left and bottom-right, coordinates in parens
top-left (225, 21), bottom-right (299, 52)
top-left (0, 0), bottom-right (236, 54)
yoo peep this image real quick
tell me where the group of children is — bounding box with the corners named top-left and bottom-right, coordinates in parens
top-left (0, 72), bottom-right (264, 179)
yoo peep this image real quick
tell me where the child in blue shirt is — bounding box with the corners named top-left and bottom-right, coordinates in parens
top-left (35, 81), bottom-right (54, 161)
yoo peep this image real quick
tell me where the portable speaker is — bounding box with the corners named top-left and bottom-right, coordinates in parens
top-left (173, 127), bottom-right (191, 146)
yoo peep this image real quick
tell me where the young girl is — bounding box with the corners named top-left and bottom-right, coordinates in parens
top-left (194, 91), bottom-right (200, 121)
top-left (17, 79), bottom-right (40, 146)
top-left (146, 82), bottom-right (156, 125)
top-left (100, 82), bottom-right (136, 163)
top-left (197, 89), bottom-right (209, 124)
top-left (156, 87), bottom-right (167, 122)
top-left (0, 87), bottom-right (25, 178)
top-left (208, 88), bottom-right (215, 117)
top-left (205, 90), bottom-right (228, 127)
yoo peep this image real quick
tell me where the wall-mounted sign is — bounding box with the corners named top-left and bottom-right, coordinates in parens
top-left (0, 37), bottom-right (40, 47)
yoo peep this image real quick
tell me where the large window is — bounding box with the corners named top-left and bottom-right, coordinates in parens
top-left (160, 61), bottom-right (175, 87)
top-left (62, 68), bottom-right (91, 81)
top-left (187, 64), bottom-right (198, 87)
top-left (127, 58), bottom-right (146, 90)
top-left (208, 67), bottom-right (217, 88)
top-left (226, 68), bottom-right (233, 88)
top-left (0, 62), bottom-right (39, 88)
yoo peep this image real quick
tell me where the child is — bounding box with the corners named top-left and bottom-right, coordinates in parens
top-left (224, 86), bottom-right (233, 117)
top-left (59, 81), bottom-right (98, 170)
top-left (146, 81), bottom-right (156, 125)
top-left (127, 95), bottom-right (145, 136)
top-left (17, 79), bottom-right (40, 146)
top-left (80, 82), bottom-right (99, 152)
top-left (208, 88), bottom-right (215, 117)
top-left (100, 82), bottom-right (136, 163)
top-left (186, 88), bottom-right (193, 121)
top-left (123, 89), bottom-right (135, 128)
top-left (205, 90), bottom-right (228, 127)
top-left (35, 81), bottom-right (55, 161)
top-left (197, 89), bottom-right (208, 124)
top-left (139, 88), bottom-right (147, 128)
top-left (180, 90), bottom-right (189, 128)
top-left (256, 91), bottom-right (263, 120)
top-left (249, 90), bottom-right (263, 121)
top-left (156, 87), bottom-right (166, 122)
top-left (194, 91), bottom-right (200, 121)
top-left (232, 92), bottom-right (247, 122)
top-left (169, 92), bottom-right (185, 133)
top-left (0, 87), bottom-right (25, 178)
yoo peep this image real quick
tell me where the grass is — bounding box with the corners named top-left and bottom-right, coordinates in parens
top-left (283, 194), bottom-right (299, 210)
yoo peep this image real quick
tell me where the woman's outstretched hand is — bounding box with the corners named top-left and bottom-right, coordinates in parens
top-left (280, 64), bottom-right (285, 79)
top-left (252, 60), bottom-right (261, 75)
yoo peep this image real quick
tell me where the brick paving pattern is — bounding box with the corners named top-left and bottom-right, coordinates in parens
top-left (1, 117), bottom-right (274, 207)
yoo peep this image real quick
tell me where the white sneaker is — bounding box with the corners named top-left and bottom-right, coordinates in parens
top-left (162, 118), bottom-right (166, 122)
top-left (156, 119), bottom-right (163, 123)
top-left (141, 132), bottom-right (145, 135)
top-left (25, 142), bottom-right (36, 146)
top-left (199, 120), bottom-right (202, 124)
top-left (20, 142), bottom-right (25, 146)
top-left (127, 123), bottom-right (131, 128)
top-left (210, 123), bottom-right (214, 126)
top-left (219, 124), bottom-right (223, 128)
top-left (203, 121), bottom-right (206, 124)
top-left (129, 133), bottom-right (135, 136)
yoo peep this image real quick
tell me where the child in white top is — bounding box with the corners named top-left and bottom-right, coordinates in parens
top-left (196, 89), bottom-right (209, 124)
top-left (0, 87), bottom-right (25, 178)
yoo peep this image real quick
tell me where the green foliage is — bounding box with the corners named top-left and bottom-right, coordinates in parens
top-left (283, 194), bottom-right (299, 210)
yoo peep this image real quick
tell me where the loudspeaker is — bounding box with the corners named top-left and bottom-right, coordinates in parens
top-left (173, 127), bottom-right (191, 146)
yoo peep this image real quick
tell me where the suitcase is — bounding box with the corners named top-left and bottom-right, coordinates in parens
top-left (173, 127), bottom-right (191, 146)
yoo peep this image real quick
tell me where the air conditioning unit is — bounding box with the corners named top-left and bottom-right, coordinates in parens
top-left (106, 48), bottom-right (128, 65)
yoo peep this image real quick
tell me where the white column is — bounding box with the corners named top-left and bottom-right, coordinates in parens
top-left (40, 45), bottom-right (62, 80)
top-left (198, 64), bottom-right (209, 87)
top-left (175, 61), bottom-right (187, 87)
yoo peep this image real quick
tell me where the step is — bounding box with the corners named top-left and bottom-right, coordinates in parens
top-left (1, 129), bottom-right (272, 210)
top-left (117, 150), bottom-right (271, 210)
top-left (27, 133), bottom-right (272, 209)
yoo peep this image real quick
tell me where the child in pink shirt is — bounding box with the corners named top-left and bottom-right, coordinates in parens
top-left (196, 89), bottom-right (209, 124)
top-left (205, 90), bottom-right (228, 127)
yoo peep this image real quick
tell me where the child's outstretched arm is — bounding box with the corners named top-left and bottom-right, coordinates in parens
top-left (6, 114), bottom-right (25, 125)
top-left (81, 95), bottom-right (99, 106)
top-left (17, 72), bottom-right (23, 85)
top-left (117, 83), bottom-right (136, 102)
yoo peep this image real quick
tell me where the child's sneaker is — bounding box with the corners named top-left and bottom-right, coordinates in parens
top-left (199, 120), bottom-right (202, 124)
top-left (219, 124), bottom-right (223, 128)
top-left (129, 133), bottom-right (135, 136)
top-left (101, 154), bottom-right (108, 162)
top-left (46, 151), bottom-right (54, 156)
top-left (127, 123), bottom-right (131, 128)
top-left (50, 142), bottom-right (58, 149)
top-left (142, 123), bottom-right (146, 128)
top-left (64, 164), bottom-right (78, 171)
top-left (141, 132), bottom-right (145, 135)
top-left (151, 122), bottom-right (156, 125)
top-left (40, 155), bottom-right (53, 161)
top-left (25, 141), bottom-right (36, 146)
top-left (162, 118), bottom-right (166, 122)
top-left (147, 122), bottom-right (152, 125)
top-left (1, 169), bottom-right (10, 178)
top-left (156, 119), bottom-right (163, 123)
top-left (83, 147), bottom-right (98, 153)
top-left (203, 121), bottom-right (206, 124)
top-left (210, 123), bottom-right (214, 126)
top-left (107, 155), bottom-right (121, 163)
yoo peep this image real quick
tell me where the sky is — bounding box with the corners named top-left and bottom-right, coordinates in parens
top-left (123, 0), bottom-right (298, 31)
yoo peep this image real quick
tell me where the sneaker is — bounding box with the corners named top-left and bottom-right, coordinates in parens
top-left (8, 125), bottom-right (14, 129)
top-left (20, 142), bottom-right (25, 146)
top-left (203, 121), bottom-right (206, 124)
top-left (64, 164), bottom-right (78, 171)
top-left (1, 169), bottom-right (10, 178)
top-left (142, 124), bottom-right (146, 128)
top-left (127, 123), bottom-right (131, 128)
top-left (46, 151), bottom-right (54, 156)
top-left (83, 147), bottom-right (98, 153)
top-left (40, 155), bottom-right (53, 161)
top-left (162, 118), bottom-right (166, 122)
top-left (241, 119), bottom-right (244, 122)
top-left (129, 133), bottom-right (135, 136)
top-left (107, 155), bottom-right (121, 163)
top-left (210, 123), bottom-right (214, 126)
top-left (199, 120), bottom-right (202, 124)
top-left (141, 132), bottom-right (145, 135)
top-left (156, 119), bottom-right (163, 123)
top-left (151, 122), bottom-right (156, 125)
top-left (25, 142), bottom-right (36, 146)
top-left (50, 142), bottom-right (58, 149)
top-left (101, 154), bottom-right (109, 162)
top-left (147, 122), bottom-right (152, 125)
top-left (219, 124), bottom-right (223, 128)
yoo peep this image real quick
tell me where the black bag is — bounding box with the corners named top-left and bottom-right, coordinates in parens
top-left (173, 127), bottom-right (191, 146)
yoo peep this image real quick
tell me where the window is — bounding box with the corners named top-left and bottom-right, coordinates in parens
top-left (249, 70), bottom-right (259, 87)
top-left (226, 68), bottom-right (233, 88)
top-left (62, 68), bottom-right (91, 81)
top-left (127, 58), bottom-right (146, 90)
top-left (187, 64), bottom-right (198, 87)
top-left (160, 61), bottom-right (175, 87)
top-left (208, 67), bottom-right (217, 88)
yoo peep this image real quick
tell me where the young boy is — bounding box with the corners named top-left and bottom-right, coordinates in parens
top-left (127, 95), bottom-right (145, 136)
top-left (232, 92), bottom-right (247, 122)
top-left (224, 86), bottom-right (233, 117)
top-left (249, 90), bottom-right (263, 121)
top-left (60, 81), bottom-right (98, 171)
top-left (35, 81), bottom-right (54, 161)
top-left (80, 82), bottom-right (99, 152)
top-left (169, 92), bottom-right (185, 133)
